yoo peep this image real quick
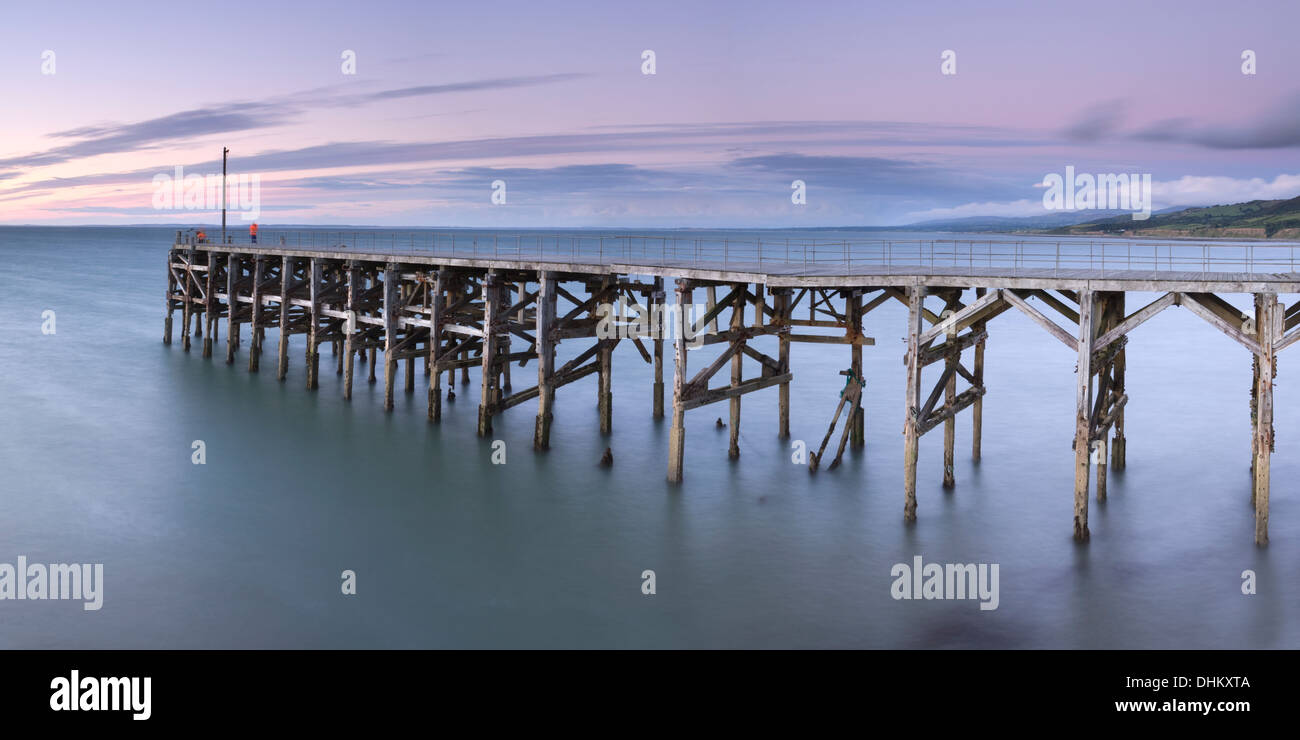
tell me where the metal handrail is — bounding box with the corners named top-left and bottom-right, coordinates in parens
top-left (173, 229), bottom-right (1300, 276)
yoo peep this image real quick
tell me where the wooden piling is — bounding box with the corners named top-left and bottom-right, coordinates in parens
top-left (903, 284), bottom-right (925, 521)
top-left (247, 257), bottom-right (263, 372)
top-left (972, 287), bottom-right (986, 462)
top-left (1073, 289), bottom-right (1095, 542)
top-left (778, 288), bottom-right (791, 439)
top-left (535, 271), bottom-right (557, 448)
top-left (343, 262), bottom-right (359, 400)
top-left (728, 282), bottom-right (743, 459)
top-left (478, 271), bottom-right (500, 437)
top-left (181, 249), bottom-right (195, 352)
top-left (652, 277), bottom-right (665, 419)
top-left (225, 253), bottom-right (240, 364)
top-left (306, 258), bottom-right (322, 390)
top-left (428, 271), bottom-right (445, 421)
top-left (597, 277), bottom-right (614, 434)
top-left (164, 250), bottom-right (176, 345)
top-left (1253, 293), bottom-right (1276, 546)
top-left (277, 256), bottom-right (291, 380)
top-left (203, 252), bottom-right (216, 358)
top-left (1110, 292), bottom-right (1126, 470)
top-left (383, 263), bottom-right (399, 411)
top-left (942, 294), bottom-right (959, 489)
top-left (667, 279), bottom-right (692, 483)
top-left (849, 290), bottom-right (865, 449)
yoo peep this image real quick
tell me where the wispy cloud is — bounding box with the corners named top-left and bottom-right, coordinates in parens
top-left (0, 74), bottom-right (591, 171)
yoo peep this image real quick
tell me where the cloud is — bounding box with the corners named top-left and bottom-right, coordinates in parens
top-left (358, 73), bottom-right (587, 102)
top-left (1062, 100), bottom-right (1126, 142)
top-left (730, 153), bottom-right (1026, 201)
top-left (0, 74), bottom-right (592, 171)
top-left (0, 103), bottom-right (292, 168)
top-left (1132, 94), bottom-right (1300, 149)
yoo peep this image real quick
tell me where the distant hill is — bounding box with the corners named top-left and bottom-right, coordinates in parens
top-left (902, 209), bottom-right (1173, 233)
top-left (1047, 197), bottom-right (1300, 239)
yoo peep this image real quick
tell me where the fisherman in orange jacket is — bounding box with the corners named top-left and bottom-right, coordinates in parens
top-left (196, 229), bottom-right (207, 243)
top-left (249, 222), bottom-right (258, 244)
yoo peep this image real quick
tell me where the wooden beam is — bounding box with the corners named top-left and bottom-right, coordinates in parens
top-left (1178, 292), bottom-right (1262, 356)
top-left (1094, 292), bottom-right (1175, 352)
top-left (1003, 289), bottom-right (1079, 351)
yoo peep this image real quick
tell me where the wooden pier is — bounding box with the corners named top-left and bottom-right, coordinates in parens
top-left (165, 232), bottom-right (1300, 546)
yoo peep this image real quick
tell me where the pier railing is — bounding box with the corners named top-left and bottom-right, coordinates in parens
top-left (178, 230), bottom-right (1300, 276)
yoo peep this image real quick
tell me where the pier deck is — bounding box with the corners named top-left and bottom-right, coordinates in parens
top-left (165, 231), bottom-right (1300, 545)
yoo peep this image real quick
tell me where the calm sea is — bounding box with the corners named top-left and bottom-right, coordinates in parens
top-left (0, 225), bottom-right (1295, 648)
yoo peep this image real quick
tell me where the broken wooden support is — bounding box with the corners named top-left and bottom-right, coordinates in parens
top-left (810, 369), bottom-right (864, 472)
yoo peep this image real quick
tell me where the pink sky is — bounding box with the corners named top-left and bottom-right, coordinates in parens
top-left (3, 0), bottom-right (1299, 226)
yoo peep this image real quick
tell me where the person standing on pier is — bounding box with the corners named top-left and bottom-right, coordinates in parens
top-left (249, 222), bottom-right (258, 244)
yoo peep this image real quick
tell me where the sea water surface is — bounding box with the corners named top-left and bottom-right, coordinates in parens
top-left (0, 225), bottom-right (1296, 648)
